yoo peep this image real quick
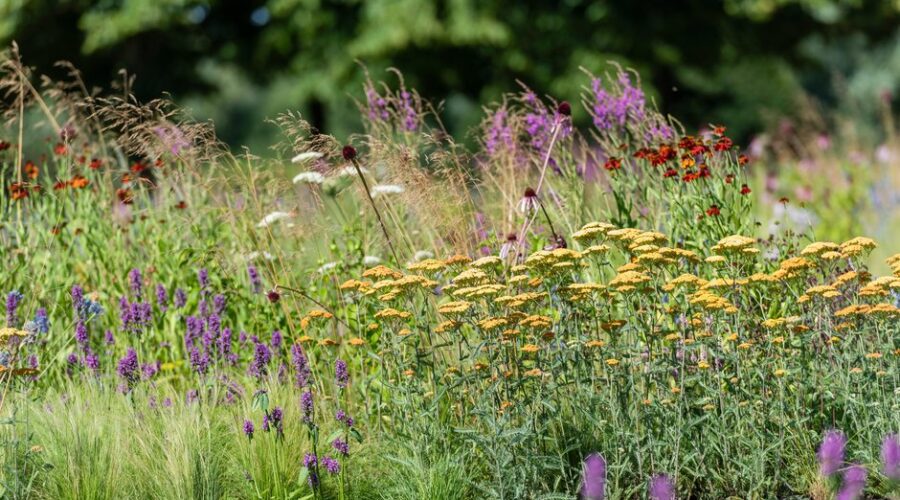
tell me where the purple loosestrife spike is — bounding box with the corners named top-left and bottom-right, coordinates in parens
top-left (250, 341), bottom-right (271, 378)
top-left (335, 359), bottom-right (349, 388)
top-left (243, 419), bottom-right (254, 440)
top-left (71, 285), bottom-right (84, 312)
top-left (364, 82), bottom-right (389, 121)
top-left (189, 347), bottom-right (209, 375)
top-left (247, 265), bottom-right (262, 294)
top-left (580, 453), bottom-right (606, 500)
top-left (155, 284), bottom-right (168, 312)
top-left (5, 290), bottom-right (23, 327)
top-left (198, 299), bottom-right (209, 318)
top-left (300, 390), bottom-right (314, 424)
top-left (649, 474), bottom-right (675, 500)
top-left (213, 294), bottom-right (226, 315)
top-left (83, 350), bottom-right (99, 372)
top-left (484, 106), bottom-right (515, 156)
top-left (836, 464), bottom-right (866, 500)
top-left (218, 327), bottom-right (233, 359)
top-left (128, 268), bottom-right (142, 299)
top-left (818, 430), bottom-right (847, 477)
top-left (883, 434), bottom-right (900, 481)
top-left (174, 288), bottom-right (187, 309)
top-left (270, 330), bottom-right (282, 349)
top-left (322, 456), bottom-right (340, 475)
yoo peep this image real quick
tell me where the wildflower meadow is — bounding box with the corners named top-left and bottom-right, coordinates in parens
top-left (0, 49), bottom-right (898, 500)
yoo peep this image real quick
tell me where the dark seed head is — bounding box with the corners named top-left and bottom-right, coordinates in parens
top-left (266, 289), bottom-right (280, 304)
top-left (523, 187), bottom-right (537, 198)
top-left (557, 101), bottom-right (571, 117)
top-left (342, 145), bottom-right (357, 161)
top-left (506, 233), bottom-right (518, 242)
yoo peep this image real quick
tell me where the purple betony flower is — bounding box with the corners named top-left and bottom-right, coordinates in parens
top-left (83, 349), bottom-right (99, 372)
top-left (364, 81), bottom-right (389, 121)
top-left (74, 321), bottom-right (89, 348)
top-left (190, 347), bottom-right (209, 375)
top-left (484, 105), bottom-right (515, 156)
top-left (303, 453), bottom-right (319, 488)
top-left (335, 409), bottom-right (354, 428)
top-left (818, 430), bottom-right (847, 477)
top-left (292, 343), bottom-right (311, 387)
top-left (335, 359), bottom-right (349, 388)
top-left (332, 438), bottom-right (349, 457)
top-left (155, 284), bottom-right (168, 312)
top-left (270, 330), bottom-right (282, 349)
top-left (218, 327), bottom-right (233, 360)
top-left (174, 288), bottom-right (187, 309)
top-left (213, 294), bottom-right (226, 315)
top-left (117, 347), bottom-right (139, 388)
top-left (580, 453), bottom-right (606, 500)
top-left (141, 361), bottom-right (160, 379)
top-left (322, 456), bottom-right (340, 475)
top-left (398, 89), bottom-right (418, 131)
top-left (71, 285), bottom-right (85, 312)
top-left (5, 290), bottom-right (23, 327)
top-left (649, 474), bottom-right (675, 500)
top-left (300, 390), bottom-right (314, 424)
top-left (34, 307), bottom-right (49, 334)
top-left (128, 268), bottom-right (143, 300)
top-left (243, 419), bottom-right (254, 440)
top-left (249, 341), bottom-right (272, 378)
top-left (198, 299), bottom-right (209, 319)
top-left (836, 464), bottom-right (866, 500)
top-left (883, 434), bottom-right (900, 481)
top-left (104, 329), bottom-right (115, 345)
top-left (247, 264), bottom-right (262, 294)
top-left (198, 268), bottom-right (210, 294)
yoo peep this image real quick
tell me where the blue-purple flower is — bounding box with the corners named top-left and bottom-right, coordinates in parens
top-left (243, 419), bottom-right (254, 440)
top-left (322, 455), bottom-right (340, 475)
top-left (5, 290), bottom-right (23, 327)
top-left (117, 347), bottom-right (139, 387)
top-left (300, 390), bottom-right (314, 424)
top-left (335, 358), bottom-right (348, 389)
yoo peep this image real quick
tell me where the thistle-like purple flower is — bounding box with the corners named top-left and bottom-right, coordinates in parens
top-left (649, 474), bottom-right (675, 500)
top-left (5, 290), bottom-right (23, 327)
top-left (243, 419), bottom-right (254, 439)
top-left (332, 438), bottom-right (349, 457)
top-left (335, 409), bottom-right (354, 428)
top-left (300, 390), bottom-right (314, 424)
top-left (818, 430), bottom-right (847, 477)
top-left (128, 268), bottom-right (143, 300)
top-left (836, 464), bottom-right (866, 500)
top-left (364, 81), bottom-right (389, 122)
top-left (580, 453), bottom-right (606, 500)
top-left (883, 434), bottom-right (900, 481)
top-left (335, 359), bottom-right (349, 388)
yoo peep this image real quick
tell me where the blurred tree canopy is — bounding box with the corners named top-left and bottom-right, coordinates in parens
top-left (3, 0), bottom-right (900, 151)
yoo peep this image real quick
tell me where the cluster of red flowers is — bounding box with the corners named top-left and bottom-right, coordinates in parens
top-left (630, 127), bottom-right (752, 184)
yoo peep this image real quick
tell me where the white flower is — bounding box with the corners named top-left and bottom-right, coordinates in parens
top-left (246, 251), bottom-right (275, 261)
top-left (413, 250), bottom-right (434, 262)
top-left (293, 171), bottom-right (325, 184)
top-left (370, 184), bottom-right (405, 197)
top-left (256, 211), bottom-right (293, 228)
top-left (317, 262), bottom-right (339, 274)
top-left (363, 255), bottom-right (382, 266)
top-left (291, 151), bottom-right (324, 164)
top-left (337, 165), bottom-right (369, 176)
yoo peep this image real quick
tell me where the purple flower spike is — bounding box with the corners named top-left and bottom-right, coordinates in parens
top-left (818, 430), bottom-right (847, 477)
top-left (836, 464), bottom-right (866, 500)
top-left (174, 288), bottom-right (187, 309)
top-left (155, 284), bottom-right (168, 312)
top-left (243, 419), bottom-right (254, 439)
top-left (649, 474), bottom-right (675, 500)
top-left (883, 434), bottom-right (900, 481)
top-left (247, 265), bottom-right (262, 294)
top-left (5, 290), bottom-right (23, 327)
top-left (335, 359), bottom-right (349, 389)
top-left (128, 268), bottom-right (143, 300)
top-left (580, 453), bottom-right (606, 500)
top-left (300, 390), bottom-right (314, 424)
top-left (117, 348), bottom-right (139, 387)
top-left (198, 268), bottom-right (210, 293)
top-left (322, 455), bottom-right (340, 475)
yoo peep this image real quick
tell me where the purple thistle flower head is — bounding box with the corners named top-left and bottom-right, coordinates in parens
top-left (155, 284), bottom-right (168, 312)
top-left (882, 434), bottom-right (900, 481)
top-left (818, 430), bottom-right (847, 477)
top-left (300, 390), bottom-right (314, 424)
top-left (117, 347), bottom-right (139, 386)
top-left (128, 268), bottom-right (143, 300)
top-left (5, 290), bottom-right (23, 327)
top-left (580, 453), bottom-right (606, 500)
top-left (174, 288), bottom-right (187, 309)
top-left (836, 464), bottom-right (867, 500)
top-left (649, 474), bottom-right (675, 500)
top-left (243, 419), bottom-right (254, 439)
top-left (322, 456), bottom-right (340, 475)
top-left (247, 265), bottom-right (262, 294)
top-left (335, 358), bottom-right (349, 388)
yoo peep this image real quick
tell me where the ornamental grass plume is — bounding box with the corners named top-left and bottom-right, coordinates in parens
top-left (580, 453), bottom-right (606, 500)
top-left (818, 430), bottom-right (847, 477)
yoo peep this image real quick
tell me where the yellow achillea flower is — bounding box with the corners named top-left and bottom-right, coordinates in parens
top-left (437, 301), bottom-right (472, 315)
top-left (584, 340), bottom-right (605, 348)
top-left (508, 274), bottom-right (530, 285)
top-left (865, 352), bottom-right (882, 359)
top-left (308, 310), bottom-right (333, 319)
top-left (339, 279), bottom-right (370, 291)
top-left (697, 361), bottom-right (710, 370)
top-left (800, 241), bottom-right (839, 256)
top-left (712, 235), bottom-right (756, 253)
top-left (477, 317), bottom-right (509, 331)
top-left (609, 270), bottom-right (651, 289)
top-left (348, 338), bottom-right (366, 346)
top-left (849, 367), bottom-right (863, 374)
top-left (738, 342), bottom-right (753, 350)
top-left (398, 329), bottom-right (413, 337)
top-left (374, 308), bottom-right (412, 320)
top-left (407, 259), bottom-right (447, 273)
top-left (663, 273), bottom-right (707, 291)
top-left (606, 227), bottom-right (643, 242)
top-left (616, 262), bottom-right (643, 273)
top-left (501, 329), bottom-right (520, 339)
top-left (774, 368), bottom-right (787, 377)
top-left (601, 320), bottom-right (626, 332)
top-left (820, 251), bottom-right (843, 261)
top-left (572, 221), bottom-right (616, 243)
top-left (435, 320), bottom-right (461, 333)
top-left (518, 314), bottom-right (552, 329)
top-left (471, 255), bottom-right (503, 269)
top-left (453, 284), bottom-right (505, 299)
top-left (841, 236), bottom-right (877, 251)
top-left (664, 333), bottom-right (681, 342)
top-left (392, 274), bottom-right (438, 290)
top-left (523, 368), bottom-right (544, 377)
top-left (704, 255), bottom-right (726, 264)
top-left (495, 291), bottom-right (547, 309)
top-left (444, 254), bottom-right (472, 266)
top-left (605, 358), bottom-right (620, 367)
top-left (451, 268), bottom-right (490, 286)
top-left (581, 244), bottom-right (611, 257)
top-left (520, 344), bottom-right (540, 353)
top-left (362, 265), bottom-right (403, 280)
top-left (318, 338), bottom-right (339, 347)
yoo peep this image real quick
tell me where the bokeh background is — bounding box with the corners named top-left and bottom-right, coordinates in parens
top-left (4, 0), bottom-right (900, 152)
